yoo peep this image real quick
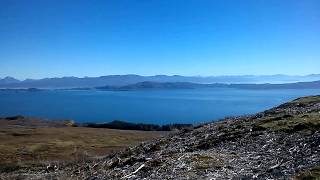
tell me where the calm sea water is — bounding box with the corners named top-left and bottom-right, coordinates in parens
top-left (0, 88), bottom-right (319, 125)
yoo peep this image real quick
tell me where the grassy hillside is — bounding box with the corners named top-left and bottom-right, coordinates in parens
top-left (0, 118), bottom-right (165, 173)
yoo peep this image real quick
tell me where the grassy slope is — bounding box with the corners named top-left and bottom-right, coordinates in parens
top-left (257, 96), bottom-right (320, 132)
top-left (0, 126), bottom-right (165, 170)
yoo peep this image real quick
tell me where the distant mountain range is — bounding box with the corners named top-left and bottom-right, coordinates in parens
top-left (1, 74), bottom-right (320, 89)
top-left (0, 76), bottom-right (20, 84)
top-left (96, 80), bottom-right (320, 90)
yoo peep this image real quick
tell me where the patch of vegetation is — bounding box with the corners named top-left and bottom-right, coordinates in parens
top-left (0, 127), bottom-right (165, 169)
top-left (294, 166), bottom-right (320, 180)
top-left (84, 120), bottom-right (193, 131)
top-left (292, 95), bottom-right (320, 105)
top-left (254, 112), bottom-right (320, 133)
top-left (191, 154), bottom-right (223, 170)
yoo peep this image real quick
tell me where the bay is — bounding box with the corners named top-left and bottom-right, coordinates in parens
top-left (0, 88), bottom-right (319, 124)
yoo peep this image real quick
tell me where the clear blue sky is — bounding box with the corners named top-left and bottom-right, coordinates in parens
top-left (0, 0), bottom-right (319, 79)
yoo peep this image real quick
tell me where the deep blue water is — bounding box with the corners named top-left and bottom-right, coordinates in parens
top-left (0, 88), bottom-right (319, 124)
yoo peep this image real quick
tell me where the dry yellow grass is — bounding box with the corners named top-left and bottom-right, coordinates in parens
top-left (0, 127), bottom-right (165, 168)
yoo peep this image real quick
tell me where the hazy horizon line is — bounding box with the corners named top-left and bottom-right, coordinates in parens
top-left (2, 73), bottom-right (320, 81)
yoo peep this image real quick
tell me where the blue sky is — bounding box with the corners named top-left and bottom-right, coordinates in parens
top-left (0, 0), bottom-right (319, 79)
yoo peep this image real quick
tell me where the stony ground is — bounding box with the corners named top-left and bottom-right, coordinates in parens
top-left (1, 95), bottom-right (320, 179)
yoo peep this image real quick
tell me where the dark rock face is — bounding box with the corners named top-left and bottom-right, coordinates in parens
top-left (2, 95), bottom-right (320, 179)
